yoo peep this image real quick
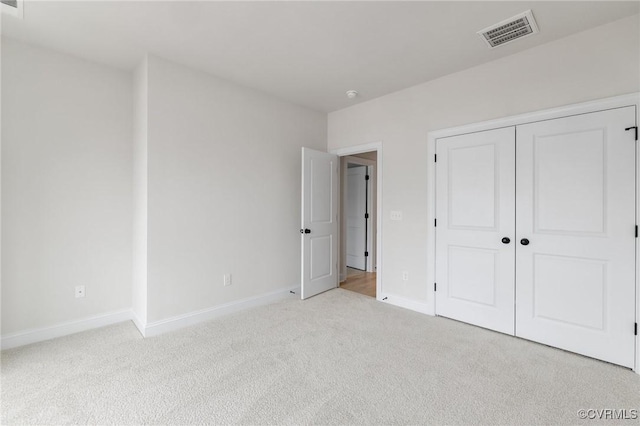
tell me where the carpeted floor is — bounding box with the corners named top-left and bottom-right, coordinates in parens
top-left (2, 288), bottom-right (639, 425)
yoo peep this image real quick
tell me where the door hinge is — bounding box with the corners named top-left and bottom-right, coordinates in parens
top-left (365, 175), bottom-right (370, 181)
top-left (434, 154), bottom-right (437, 162)
top-left (365, 213), bottom-right (369, 219)
top-left (635, 322), bottom-right (638, 336)
top-left (434, 283), bottom-right (437, 292)
top-left (365, 251), bottom-right (369, 257)
top-left (625, 126), bottom-right (638, 141)
top-left (434, 218), bottom-right (437, 227)
top-left (636, 225), bottom-right (638, 238)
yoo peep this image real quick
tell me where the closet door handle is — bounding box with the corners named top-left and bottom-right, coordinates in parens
top-left (501, 237), bottom-right (510, 244)
top-left (520, 238), bottom-right (530, 246)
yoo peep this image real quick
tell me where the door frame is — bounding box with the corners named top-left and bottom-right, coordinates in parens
top-left (343, 156), bottom-right (376, 274)
top-left (426, 92), bottom-right (640, 373)
top-left (331, 142), bottom-right (383, 301)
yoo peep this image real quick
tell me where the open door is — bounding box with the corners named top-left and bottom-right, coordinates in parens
top-left (346, 165), bottom-right (367, 270)
top-left (301, 147), bottom-right (339, 299)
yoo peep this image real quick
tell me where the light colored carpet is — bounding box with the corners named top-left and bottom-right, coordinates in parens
top-left (2, 288), bottom-right (639, 425)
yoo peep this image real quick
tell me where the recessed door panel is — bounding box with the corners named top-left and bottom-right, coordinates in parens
top-left (534, 129), bottom-right (605, 235)
top-left (533, 254), bottom-right (606, 331)
top-left (435, 127), bottom-right (515, 335)
top-left (449, 144), bottom-right (497, 229)
top-left (516, 107), bottom-right (636, 368)
top-left (310, 158), bottom-right (333, 223)
top-left (310, 235), bottom-right (332, 280)
top-left (448, 246), bottom-right (497, 307)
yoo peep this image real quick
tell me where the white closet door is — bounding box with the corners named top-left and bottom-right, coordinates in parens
top-left (435, 127), bottom-right (516, 335)
top-left (516, 107), bottom-right (636, 368)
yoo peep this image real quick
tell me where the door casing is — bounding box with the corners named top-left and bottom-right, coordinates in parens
top-left (331, 143), bottom-right (383, 300)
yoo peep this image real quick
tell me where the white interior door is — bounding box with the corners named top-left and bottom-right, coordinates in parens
top-left (346, 165), bottom-right (367, 270)
top-left (435, 127), bottom-right (516, 335)
top-left (301, 147), bottom-right (339, 299)
top-left (515, 107), bottom-right (637, 368)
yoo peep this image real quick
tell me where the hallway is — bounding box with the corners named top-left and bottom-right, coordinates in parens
top-left (340, 268), bottom-right (376, 298)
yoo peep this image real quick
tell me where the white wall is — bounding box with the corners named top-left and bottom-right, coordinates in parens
top-left (1, 38), bottom-right (133, 334)
top-left (145, 55), bottom-right (326, 323)
top-left (132, 57), bottom-right (148, 326)
top-left (328, 15), bottom-right (640, 306)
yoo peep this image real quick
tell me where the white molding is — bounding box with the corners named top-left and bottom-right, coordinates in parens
top-left (142, 286), bottom-right (298, 337)
top-left (635, 100), bottom-right (640, 375)
top-left (427, 92), bottom-right (640, 373)
top-left (427, 132), bottom-right (438, 316)
top-left (130, 311), bottom-right (147, 338)
top-left (332, 142), bottom-right (382, 157)
top-left (1, 287), bottom-right (300, 348)
top-left (1, 309), bottom-right (132, 350)
top-left (330, 142), bottom-right (383, 300)
top-left (429, 93), bottom-right (640, 141)
top-left (379, 293), bottom-right (433, 316)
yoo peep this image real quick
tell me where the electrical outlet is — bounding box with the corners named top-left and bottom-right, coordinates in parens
top-left (390, 210), bottom-right (403, 221)
top-left (223, 274), bottom-right (232, 286)
top-left (75, 285), bottom-right (85, 298)
top-left (402, 271), bottom-right (409, 281)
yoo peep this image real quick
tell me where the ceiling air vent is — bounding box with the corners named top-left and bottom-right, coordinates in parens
top-left (477, 10), bottom-right (539, 49)
top-left (1, 0), bottom-right (23, 18)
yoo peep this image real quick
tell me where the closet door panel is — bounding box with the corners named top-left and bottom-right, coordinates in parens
top-left (515, 107), bottom-right (636, 368)
top-left (435, 127), bottom-right (516, 335)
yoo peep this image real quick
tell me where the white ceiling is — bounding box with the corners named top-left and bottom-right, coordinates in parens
top-left (2, 1), bottom-right (638, 112)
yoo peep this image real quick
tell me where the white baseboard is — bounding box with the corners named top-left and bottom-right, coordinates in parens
top-left (130, 311), bottom-right (147, 338)
top-left (142, 286), bottom-right (298, 337)
top-left (2, 287), bottom-right (298, 349)
top-left (378, 293), bottom-right (434, 316)
top-left (1, 309), bottom-right (132, 350)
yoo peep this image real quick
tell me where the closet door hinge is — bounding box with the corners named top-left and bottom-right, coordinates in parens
top-left (635, 322), bottom-right (638, 336)
top-left (434, 218), bottom-right (437, 227)
top-left (365, 174), bottom-right (370, 181)
top-left (625, 126), bottom-right (638, 141)
top-left (364, 251), bottom-right (369, 257)
top-left (434, 154), bottom-right (437, 162)
top-left (635, 225), bottom-right (638, 238)
top-left (434, 283), bottom-right (437, 292)
top-left (365, 213), bottom-right (369, 219)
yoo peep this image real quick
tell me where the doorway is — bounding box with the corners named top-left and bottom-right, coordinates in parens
top-left (340, 152), bottom-right (377, 298)
top-left (300, 142), bottom-right (382, 302)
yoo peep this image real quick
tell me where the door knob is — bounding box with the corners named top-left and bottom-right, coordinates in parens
top-left (520, 238), bottom-right (530, 246)
top-left (501, 237), bottom-right (510, 244)
top-left (300, 229), bottom-right (311, 234)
